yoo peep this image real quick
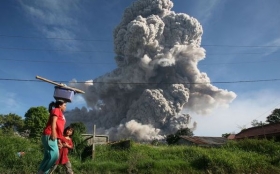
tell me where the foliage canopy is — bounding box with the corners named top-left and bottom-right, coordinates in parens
top-left (0, 113), bottom-right (24, 134)
top-left (24, 106), bottom-right (49, 140)
top-left (166, 127), bottom-right (193, 145)
top-left (266, 108), bottom-right (280, 124)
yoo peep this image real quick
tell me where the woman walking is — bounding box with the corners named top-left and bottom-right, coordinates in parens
top-left (37, 100), bottom-right (68, 174)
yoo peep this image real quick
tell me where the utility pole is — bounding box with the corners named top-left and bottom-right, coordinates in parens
top-left (92, 124), bottom-right (96, 160)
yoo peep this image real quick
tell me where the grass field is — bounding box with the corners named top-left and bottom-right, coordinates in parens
top-left (1, 135), bottom-right (280, 174)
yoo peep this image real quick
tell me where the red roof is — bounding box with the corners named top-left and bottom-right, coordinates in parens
top-left (235, 122), bottom-right (280, 139)
top-left (227, 134), bottom-right (235, 140)
top-left (179, 136), bottom-right (227, 145)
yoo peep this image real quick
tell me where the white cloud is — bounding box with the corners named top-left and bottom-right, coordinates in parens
top-left (20, 0), bottom-right (78, 26)
top-left (19, 0), bottom-right (82, 50)
top-left (0, 91), bottom-right (22, 115)
top-left (64, 94), bottom-right (88, 112)
top-left (72, 94), bottom-right (86, 105)
top-left (190, 89), bottom-right (280, 136)
top-left (195, 0), bottom-right (224, 24)
top-left (263, 38), bottom-right (280, 56)
top-left (5, 93), bottom-right (17, 108)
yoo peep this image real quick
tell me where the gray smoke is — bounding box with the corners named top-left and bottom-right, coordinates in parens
top-left (68, 0), bottom-right (236, 141)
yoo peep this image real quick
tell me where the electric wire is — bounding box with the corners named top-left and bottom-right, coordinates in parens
top-left (0, 58), bottom-right (279, 65)
top-left (244, 101), bottom-right (280, 128)
top-left (1, 34), bottom-right (280, 47)
top-left (0, 46), bottom-right (113, 53)
top-left (0, 78), bottom-right (280, 84)
top-left (0, 58), bottom-right (113, 64)
top-left (0, 34), bottom-right (111, 42)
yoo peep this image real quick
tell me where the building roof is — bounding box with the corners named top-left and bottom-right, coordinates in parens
top-left (179, 136), bottom-right (227, 145)
top-left (227, 134), bottom-right (236, 140)
top-left (235, 122), bottom-right (280, 139)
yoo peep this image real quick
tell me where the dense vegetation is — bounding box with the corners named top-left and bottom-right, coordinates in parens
top-left (1, 134), bottom-right (280, 174)
top-left (1, 108), bottom-right (280, 173)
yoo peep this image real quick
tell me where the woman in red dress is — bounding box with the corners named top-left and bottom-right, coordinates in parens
top-left (37, 100), bottom-right (67, 174)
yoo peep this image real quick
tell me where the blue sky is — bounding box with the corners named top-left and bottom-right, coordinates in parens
top-left (1, 0), bottom-right (280, 136)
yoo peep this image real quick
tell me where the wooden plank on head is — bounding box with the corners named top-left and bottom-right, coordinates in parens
top-left (35, 75), bottom-right (85, 94)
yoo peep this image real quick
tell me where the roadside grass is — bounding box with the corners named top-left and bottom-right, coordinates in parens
top-left (1, 135), bottom-right (280, 174)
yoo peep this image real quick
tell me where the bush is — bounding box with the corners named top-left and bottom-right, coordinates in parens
top-left (0, 135), bottom-right (42, 173)
top-left (1, 136), bottom-right (280, 173)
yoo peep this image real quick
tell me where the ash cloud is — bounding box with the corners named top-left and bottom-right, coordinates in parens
top-left (68, 0), bottom-right (236, 141)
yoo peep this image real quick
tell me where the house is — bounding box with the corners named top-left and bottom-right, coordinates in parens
top-left (227, 134), bottom-right (236, 140)
top-left (177, 136), bottom-right (228, 147)
top-left (235, 122), bottom-right (280, 140)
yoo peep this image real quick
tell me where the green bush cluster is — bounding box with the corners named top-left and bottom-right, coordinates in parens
top-left (1, 135), bottom-right (280, 174)
top-left (0, 136), bottom-right (42, 174)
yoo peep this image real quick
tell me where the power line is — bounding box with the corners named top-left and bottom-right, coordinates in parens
top-left (0, 46), bottom-right (113, 53)
top-left (244, 101), bottom-right (280, 127)
top-left (0, 78), bottom-right (280, 84)
top-left (199, 59), bottom-right (280, 65)
top-left (0, 46), bottom-right (270, 55)
top-left (0, 46), bottom-right (275, 56)
top-left (0, 58), bottom-right (113, 64)
top-left (1, 34), bottom-right (280, 48)
top-left (202, 44), bottom-right (280, 48)
top-left (0, 58), bottom-right (279, 65)
top-left (207, 53), bottom-right (265, 55)
top-left (0, 34), bottom-right (111, 42)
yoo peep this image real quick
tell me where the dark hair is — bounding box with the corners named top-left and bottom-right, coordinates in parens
top-left (48, 100), bottom-right (66, 113)
top-left (63, 126), bottom-right (74, 137)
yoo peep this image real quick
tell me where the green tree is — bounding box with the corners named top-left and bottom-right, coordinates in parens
top-left (0, 113), bottom-right (24, 134)
top-left (69, 122), bottom-right (88, 160)
top-left (24, 106), bottom-right (49, 140)
top-left (166, 134), bottom-right (180, 145)
top-left (69, 122), bottom-right (86, 134)
top-left (251, 119), bottom-right (266, 127)
top-left (166, 127), bottom-right (193, 145)
top-left (176, 128), bottom-right (194, 136)
top-left (266, 108), bottom-right (280, 124)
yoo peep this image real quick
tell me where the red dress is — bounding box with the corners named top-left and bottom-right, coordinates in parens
top-left (43, 108), bottom-right (67, 142)
top-left (56, 138), bottom-right (73, 164)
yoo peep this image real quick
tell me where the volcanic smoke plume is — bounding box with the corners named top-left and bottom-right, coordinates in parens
top-left (68, 0), bottom-right (236, 141)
